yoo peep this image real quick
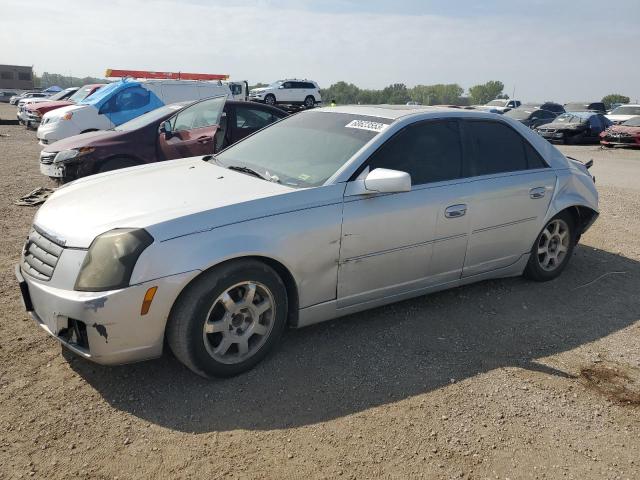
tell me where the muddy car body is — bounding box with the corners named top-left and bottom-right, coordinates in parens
top-left (536, 112), bottom-right (612, 144)
top-left (17, 106), bottom-right (599, 377)
top-left (600, 116), bottom-right (640, 147)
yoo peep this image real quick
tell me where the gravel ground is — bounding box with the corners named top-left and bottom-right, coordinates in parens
top-left (1, 103), bottom-right (639, 480)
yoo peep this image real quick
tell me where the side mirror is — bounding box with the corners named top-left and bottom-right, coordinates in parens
top-left (364, 168), bottom-right (411, 193)
top-left (160, 120), bottom-right (173, 137)
top-left (278, 85), bottom-right (285, 89)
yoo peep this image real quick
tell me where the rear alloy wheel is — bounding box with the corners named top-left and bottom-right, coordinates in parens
top-left (304, 96), bottom-right (315, 108)
top-left (264, 94), bottom-right (276, 106)
top-left (167, 260), bottom-right (288, 377)
top-left (524, 212), bottom-right (575, 281)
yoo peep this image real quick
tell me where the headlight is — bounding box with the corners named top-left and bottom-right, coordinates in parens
top-left (53, 147), bottom-right (95, 164)
top-left (75, 229), bottom-right (154, 291)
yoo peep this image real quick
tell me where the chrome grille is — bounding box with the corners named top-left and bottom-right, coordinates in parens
top-left (40, 151), bottom-right (57, 165)
top-left (22, 228), bottom-right (65, 281)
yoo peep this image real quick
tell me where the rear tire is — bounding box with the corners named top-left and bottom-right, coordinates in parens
top-left (97, 156), bottom-right (140, 174)
top-left (304, 96), bottom-right (315, 108)
top-left (166, 259), bottom-right (288, 378)
top-left (524, 211), bottom-right (576, 282)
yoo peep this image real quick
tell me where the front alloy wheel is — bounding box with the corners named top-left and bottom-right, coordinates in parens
top-left (203, 281), bottom-right (275, 364)
top-left (166, 259), bottom-right (288, 377)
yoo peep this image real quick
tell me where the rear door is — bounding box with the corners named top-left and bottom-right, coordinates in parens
top-left (229, 104), bottom-right (287, 144)
top-left (158, 96), bottom-right (226, 160)
top-left (460, 120), bottom-right (556, 277)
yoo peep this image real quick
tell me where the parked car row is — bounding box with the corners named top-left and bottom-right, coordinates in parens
top-left (40, 97), bottom-right (288, 182)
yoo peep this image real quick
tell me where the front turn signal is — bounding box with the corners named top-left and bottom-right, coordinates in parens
top-left (141, 286), bottom-right (158, 315)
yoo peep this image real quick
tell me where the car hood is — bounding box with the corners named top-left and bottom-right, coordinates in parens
top-left (250, 88), bottom-right (269, 94)
top-left (42, 103), bottom-right (86, 119)
top-left (33, 157), bottom-right (294, 248)
top-left (540, 120), bottom-right (585, 129)
top-left (28, 100), bottom-right (74, 113)
top-left (605, 125), bottom-right (640, 135)
top-left (43, 129), bottom-right (122, 153)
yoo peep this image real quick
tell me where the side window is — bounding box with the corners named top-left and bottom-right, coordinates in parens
top-left (105, 87), bottom-right (150, 114)
top-left (465, 121), bottom-right (548, 175)
top-left (282, 82), bottom-right (293, 89)
top-left (464, 121), bottom-right (528, 176)
top-left (172, 97), bottom-right (226, 131)
top-left (235, 105), bottom-right (279, 129)
top-left (367, 120), bottom-right (463, 185)
top-left (523, 142), bottom-right (547, 169)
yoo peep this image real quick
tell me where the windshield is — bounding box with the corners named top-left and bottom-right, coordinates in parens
top-left (504, 109), bottom-right (532, 120)
top-left (268, 81), bottom-right (283, 88)
top-left (486, 99), bottom-right (507, 106)
top-left (48, 90), bottom-right (72, 101)
top-left (611, 105), bottom-right (640, 116)
top-left (114, 103), bottom-right (187, 131)
top-left (215, 111), bottom-right (390, 188)
top-left (622, 116), bottom-right (640, 127)
top-left (68, 85), bottom-right (99, 103)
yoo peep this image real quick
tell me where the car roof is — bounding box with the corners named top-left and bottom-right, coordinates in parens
top-left (314, 104), bottom-right (499, 120)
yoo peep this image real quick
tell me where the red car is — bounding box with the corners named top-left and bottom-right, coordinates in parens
top-left (600, 116), bottom-right (640, 148)
top-left (39, 98), bottom-right (288, 182)
top-left (24, 84), bottom-right (105, 129)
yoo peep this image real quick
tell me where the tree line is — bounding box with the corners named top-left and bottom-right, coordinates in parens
top-left (35, 72), bottom-right (631, 110)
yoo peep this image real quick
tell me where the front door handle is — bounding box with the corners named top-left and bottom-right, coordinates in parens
top-left (445, 204), bottom-right (467, 218)
top-left (530, 187), bottom-right (546, 199)
top-left (197, 136), bottom-right (212, 144)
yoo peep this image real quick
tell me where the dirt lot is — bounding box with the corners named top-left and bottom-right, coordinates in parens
top-left (0, 102), bottom-right (639, 479)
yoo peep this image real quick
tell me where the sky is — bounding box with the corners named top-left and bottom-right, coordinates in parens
top-left (2, 0), bottom-right (639, 102)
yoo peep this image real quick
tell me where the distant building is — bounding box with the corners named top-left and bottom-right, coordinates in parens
top-left (0, 65), bottom-right (34, 90)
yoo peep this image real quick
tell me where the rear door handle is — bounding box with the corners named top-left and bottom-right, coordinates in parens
top-left (529, 187), bottom-right (546, 199)
top-left (445, 204), bottom-right (467, 218)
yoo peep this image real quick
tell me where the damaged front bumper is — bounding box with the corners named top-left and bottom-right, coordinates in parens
top-left (16, 264), bottom-right (198, 365)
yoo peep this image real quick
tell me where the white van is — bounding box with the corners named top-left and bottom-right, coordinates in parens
top-left (37, 79), bottom-right (232, 145)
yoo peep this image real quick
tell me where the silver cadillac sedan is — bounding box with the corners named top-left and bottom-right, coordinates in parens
top-left (16, 106), bottom-right (599, 377)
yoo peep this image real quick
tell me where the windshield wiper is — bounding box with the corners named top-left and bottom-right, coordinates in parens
top-left (226, 165), bottom-right (268, 180)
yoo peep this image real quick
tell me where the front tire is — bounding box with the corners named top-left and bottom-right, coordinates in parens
top-left (524, 211), bottom-right (576, 282)
top-left (264, 94), bottom-right (276, 106)
top-left (166, 260), bottom-right (288, 378)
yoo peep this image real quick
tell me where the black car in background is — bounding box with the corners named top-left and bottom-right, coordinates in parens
top-left (564, 102), bottom-right (606, 113)
top-left (504, 107), bottom-right (557, 129)
top-left (536, 112), bottom-right (612, 144)
top-left (522, 102), bottom-right (565, 115)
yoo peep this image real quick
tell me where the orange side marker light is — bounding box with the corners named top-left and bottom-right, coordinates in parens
top-left (141, 286), bottom-right (158, 315)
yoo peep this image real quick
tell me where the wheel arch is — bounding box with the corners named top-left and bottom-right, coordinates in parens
top-left (92, 153), bottom-right (144, 174)
top-left (169, 254), bottom-right (300, 329)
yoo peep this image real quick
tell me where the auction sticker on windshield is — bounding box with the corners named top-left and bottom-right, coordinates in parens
top-left (345, 119), bottom-right (389, 133)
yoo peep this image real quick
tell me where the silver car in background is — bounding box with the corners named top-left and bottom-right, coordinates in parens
top-left (16, 106), bottom-right (598, 377)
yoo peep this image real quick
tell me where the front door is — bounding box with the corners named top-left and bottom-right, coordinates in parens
top-left (460, 120), bottom-right (556, 277)
top-left (158, 96), bottom-right (226, 160)
top-left (338, 119), bottom-right (468, 307)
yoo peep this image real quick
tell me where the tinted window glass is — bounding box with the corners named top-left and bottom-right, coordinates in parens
top-left (235, 105), bottom-right (281, 129)
top-left (304, 82), bottom-right (315, 89)
top-left (368, 120), bottom-right (463, 185)
top-left (523, 142), bottom-right (547, 169)
top-left (465, 121), bottom-right (528, 176)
